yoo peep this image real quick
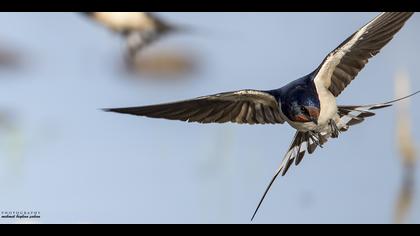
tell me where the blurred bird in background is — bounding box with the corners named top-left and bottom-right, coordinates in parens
top-left (0, 44), bottom-right (23, 71)
top-left (124, 47), bottom-right (198, 78)
top-left (0, 110), bottom-right (13, 132)
top-left (393, 70), bottom-right (417, 224)
top-left (0, 39), bottom-right (25, 184)
top-left (82, 12), bottom-right (196, 79)
top-left (0, 109), bottom-right (24, 180)
top-left (103, 12), bottom-right (416, 220)
top-left (82, 12), bottom-right (185, 58)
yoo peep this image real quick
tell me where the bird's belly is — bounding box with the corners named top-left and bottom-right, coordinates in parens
top-left (315, 80), bottom-right (338, 126)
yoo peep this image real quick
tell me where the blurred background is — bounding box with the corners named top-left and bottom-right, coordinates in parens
top-left (0, 12), bottom-right (419, 224)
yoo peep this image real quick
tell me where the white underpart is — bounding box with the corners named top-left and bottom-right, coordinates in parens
top-left (314, 82), bottom-right (338, 128)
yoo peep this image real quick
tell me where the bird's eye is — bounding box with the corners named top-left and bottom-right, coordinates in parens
top-left (301, 106), bottom-right (310, 116)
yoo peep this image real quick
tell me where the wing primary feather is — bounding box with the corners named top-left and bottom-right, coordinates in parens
top-left (103, 89), bottom-right (285, 125)
top-left (314, 12), bottom-right (414, 97)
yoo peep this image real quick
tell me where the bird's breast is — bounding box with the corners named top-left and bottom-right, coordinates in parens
top-left (314, 76), bottom-right (338, 126)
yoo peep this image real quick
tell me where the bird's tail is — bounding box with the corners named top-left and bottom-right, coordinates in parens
top-left (337, 91), bottom-right (420, 131)
top-left (251, 90), bottom-right (420, 222)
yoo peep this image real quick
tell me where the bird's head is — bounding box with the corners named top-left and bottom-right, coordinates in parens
top-left (289, 104), bottom-right (320, 124)
top-left (278, 77), bottom-right (321, 125)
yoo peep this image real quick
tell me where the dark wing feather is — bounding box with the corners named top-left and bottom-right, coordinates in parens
top-left (145, 12), bottom-right (173, 33)
top-left (104, 90), bottom-right (285, 125)
top-left (314, 12), bottom-right (414, 97)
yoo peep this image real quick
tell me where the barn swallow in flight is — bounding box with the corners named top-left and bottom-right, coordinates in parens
top-left (82, 12), bottom-right (183, 57)
top-left (103, 12), bottom-right (417, 220)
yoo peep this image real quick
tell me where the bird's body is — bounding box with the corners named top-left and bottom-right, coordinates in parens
top-left (82, 12), bottom-right (176, 56)
top-left (268, 72), bottom-right (337, 132)
top-left (103, 12), bottom-right (417, 220)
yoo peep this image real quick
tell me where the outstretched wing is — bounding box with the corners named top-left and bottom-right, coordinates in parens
top-left (104, 90), bottom-right (285, 125)
top-left (84, 12), bottom-right (156, 32)
top-left (314, 12), bottom-right (414, 97)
